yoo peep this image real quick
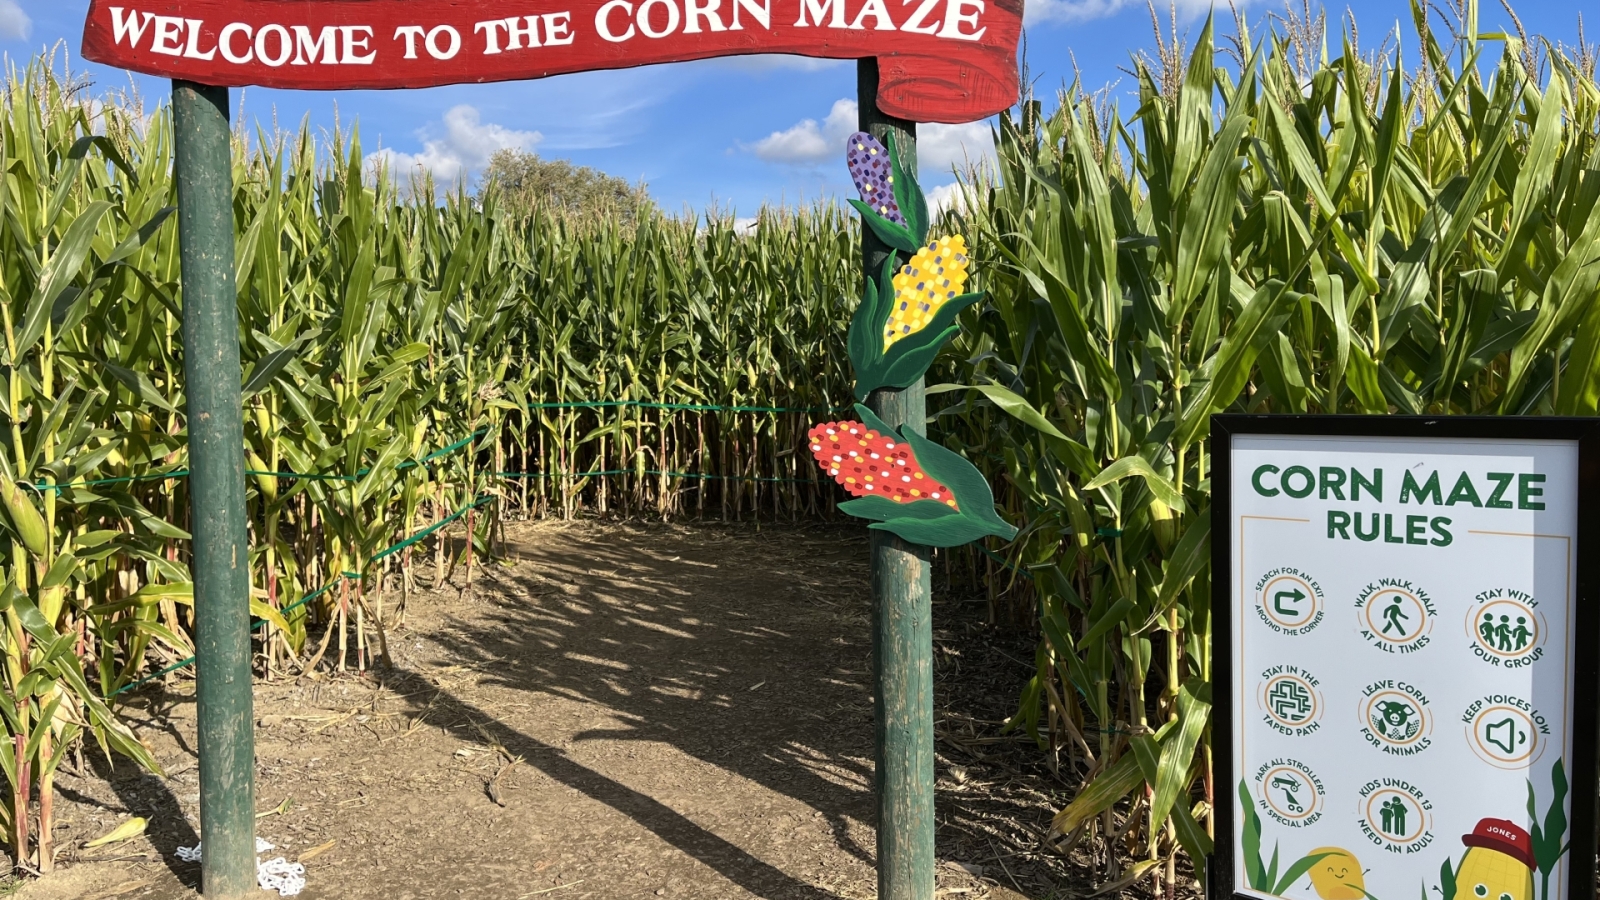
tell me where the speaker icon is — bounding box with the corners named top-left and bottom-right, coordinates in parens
top-left (1483, 717), bottom-right (1525, 755)
top-left (1469, 703), bottom-right (1542, 768)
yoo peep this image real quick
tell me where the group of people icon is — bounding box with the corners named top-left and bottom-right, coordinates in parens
top-left (1480, 612), bottom-right (1533, 652)
top-left (1377, 795), bottom-right (1410, 836)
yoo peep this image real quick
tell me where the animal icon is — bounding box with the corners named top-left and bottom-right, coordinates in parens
top-left (1372, 700), bottom-right (1419, 740)
top-left (1450, 818), bottom-right (1535, 900)
top-left (1305, 847), bottom-right (1365, 900)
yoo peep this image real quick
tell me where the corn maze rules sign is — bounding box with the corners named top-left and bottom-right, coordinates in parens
top-left (1210, 417), bottom-right (1600, 900)
top-left (81, 0), bottom-right (1021, 122)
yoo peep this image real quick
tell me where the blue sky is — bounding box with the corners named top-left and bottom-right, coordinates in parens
top-left (4, 0), bottom-right (1590, 214)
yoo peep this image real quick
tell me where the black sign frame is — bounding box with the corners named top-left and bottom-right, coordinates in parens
top-left (1208, 414), bottom-right (1600, 900)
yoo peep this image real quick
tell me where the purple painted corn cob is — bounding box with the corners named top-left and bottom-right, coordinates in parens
top-left (845, 131), bottom-right (905, 226)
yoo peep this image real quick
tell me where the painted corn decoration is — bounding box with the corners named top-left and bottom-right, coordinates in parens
top-left (807, 406), bottom-right (1014, 547)
top-left (884, 235), bottom-right (971, 349)
top-left (831, 133), bottom-right (1015, 547)
top-left (846, 132), bottom-right (905, 226)
top-left (842, 128), bottom-right (983, 399)
top-left (809, 420), bottom-right (957, 507)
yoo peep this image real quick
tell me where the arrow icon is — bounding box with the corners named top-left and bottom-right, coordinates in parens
top-left (1274, 588), bottom-right (1306, 617)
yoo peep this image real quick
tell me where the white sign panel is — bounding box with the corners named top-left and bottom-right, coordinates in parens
top-left (1224, 431), bottom-right (1581, 900)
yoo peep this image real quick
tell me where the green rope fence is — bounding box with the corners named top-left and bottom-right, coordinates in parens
top-left (497, 470), bottom-right (819, 484)
top-left (527, 400), bottom-right (847, 414)
top-left (33, 397), bottom-right (848, 494)
top-left (111, 495), bottom-right (493, 697)
top-left (71, 399), bottom-right (847, 696)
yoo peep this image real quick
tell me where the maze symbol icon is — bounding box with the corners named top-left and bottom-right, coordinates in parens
top-left (1267, 679), bottom-right (1313, 723)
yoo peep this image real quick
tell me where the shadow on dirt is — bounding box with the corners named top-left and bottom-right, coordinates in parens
top-left (393, 523), bottom-right (877, 898)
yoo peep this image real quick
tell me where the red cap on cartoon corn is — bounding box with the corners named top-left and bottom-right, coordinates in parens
top-left (1462, 818), bottom-right (1535, 869)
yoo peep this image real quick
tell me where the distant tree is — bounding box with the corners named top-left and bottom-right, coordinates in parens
top-left (480, 149), bottom-right (654, 221)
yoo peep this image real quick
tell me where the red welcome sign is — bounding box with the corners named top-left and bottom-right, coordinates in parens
top-left (81, 0), bottom-right (1021, 123)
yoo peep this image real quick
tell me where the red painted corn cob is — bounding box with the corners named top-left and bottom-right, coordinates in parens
top-left (808, 420), bottom-right (957, 507)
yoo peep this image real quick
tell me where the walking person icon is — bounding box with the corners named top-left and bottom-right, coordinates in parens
top-left (1480, 612), bottom-right (1497, 645)
top-left (1382, 597), bottom-right (1410, 636)
top-left (1511, 616), bottom-right (1532, 651)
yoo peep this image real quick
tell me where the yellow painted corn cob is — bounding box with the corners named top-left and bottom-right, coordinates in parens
top-left (884, 235), bottom-right (971, 350)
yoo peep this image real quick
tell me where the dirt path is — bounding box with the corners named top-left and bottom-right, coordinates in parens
top-left (23, 522), bottom-right (1077, 900)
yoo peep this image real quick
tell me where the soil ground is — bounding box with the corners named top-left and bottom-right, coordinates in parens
top-left (18, 521), bottom-right (1109, 900)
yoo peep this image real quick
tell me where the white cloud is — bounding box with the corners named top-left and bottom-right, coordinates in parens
top-left (0, 0), bottom-right (31, 40)
top-left (919, 121), bottom-right (995, 175)
top-left (1026, 0), bottom-right (1240, 25)
top-left (745, 98), bottom-right (859, 166)
top-left (926, 182), bottom-right (972, 216)
top-left (366, 105), bottom-right (541, 185)
top-left (746, 99), bottom-right (994, 178)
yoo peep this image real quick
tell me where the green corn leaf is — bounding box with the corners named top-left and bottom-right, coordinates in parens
top-left (1171, 797), bottom-right (1215, 867)
top-left (1154, 511), bottom-right (1210, 613)
top-left (1053, 751), bottom-right (1144, 835)
top-left (19, 200), bottom-right (114, 358)
top-left (1079, 596), bottom-right (1136, 648)
top-left (1084, 456), bottom-right (1185, 514)
top-left (1174, 279), bottom-right (1298, 448)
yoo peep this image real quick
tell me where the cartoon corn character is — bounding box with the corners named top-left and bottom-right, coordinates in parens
top-left (1452, 819), bottom-right (1536, 900)
top-left (1306, 847), bottom-right (1366, 900)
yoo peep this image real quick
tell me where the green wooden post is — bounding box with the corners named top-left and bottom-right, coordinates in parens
top-left (172, 80), bottom-right (256, 899)
top-left (858, 58), bottom-right (935, 900)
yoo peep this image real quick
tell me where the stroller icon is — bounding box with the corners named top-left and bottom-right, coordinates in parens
top-left (1270, 775), bottom-right (1304, 813)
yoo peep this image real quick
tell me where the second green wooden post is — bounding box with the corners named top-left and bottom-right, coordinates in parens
top-left (858, 58), bottom-right (936, 900)
top-left (173, 80), bottom-right (257, 899)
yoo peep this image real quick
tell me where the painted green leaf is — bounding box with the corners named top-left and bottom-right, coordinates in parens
top-left (1240, 780), bottom-right (1266, 890)
top-left (867, 514), bottom-right (1010, 548)
top-left (1275, 853), bottom-right (1336, 896)
top-left (848, 198), bottom-right (918, 253)
top-left (839, 494), bottom-right (961, 523)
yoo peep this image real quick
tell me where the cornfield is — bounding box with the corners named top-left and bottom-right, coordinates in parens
top-left (2, 0), bottom-right (1597, 887)
top-left (0, 59), bottom-right (860, 871)
top-left (941, 2), bottom-right (1600, 895)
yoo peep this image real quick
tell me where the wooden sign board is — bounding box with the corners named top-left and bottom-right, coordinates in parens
top-left (1210, 416), bottom-right (1600, 900)
top-left (81, 0), bottom-right (1022, 123)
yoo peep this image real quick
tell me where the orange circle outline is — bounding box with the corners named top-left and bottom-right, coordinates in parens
top-left (1363, 588), bottom-right (1429, 644)
top-left (1362, 789), bottom-right (1427, 844)
top-left (1261, 765), bottom-right (1320, 821)
top-left (1468, 704), bottom-right (1541, 767)
top-left (1262, 673), bottom-right (1321, 728)
top-left (1261, 575), bottom-right (1320, 630)
top-left (1466, 599), bottom-right (1542, 660)
top-left (1361, 690), bottom-right (1431, 747)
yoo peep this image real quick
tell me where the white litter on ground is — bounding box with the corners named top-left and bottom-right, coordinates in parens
top-left (174, 837), bottom-right (306, 896)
